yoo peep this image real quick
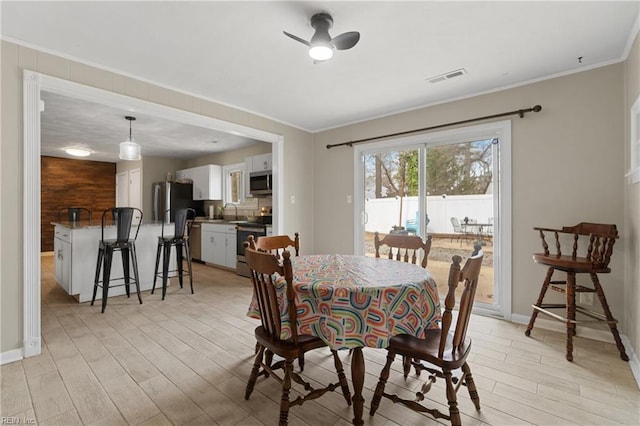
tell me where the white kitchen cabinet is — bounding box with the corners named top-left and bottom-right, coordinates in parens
top-left (176, 165), bottom-right (222, 200)
top-left (252, 153), bottom-right (272, 172)
top-left (201, 223), bottom-right (236, 269)
top-left (54, 227), bottom-right (71, 293)
top-left (175, 168), bottom-right (193, 182)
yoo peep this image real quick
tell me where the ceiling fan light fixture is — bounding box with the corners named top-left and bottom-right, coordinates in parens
top-left (65, 148), bottom-right (91, 157)
top-left (119, 116), bottom-right (141, 161)
top-left (309, 44), bottom-right (333, 61)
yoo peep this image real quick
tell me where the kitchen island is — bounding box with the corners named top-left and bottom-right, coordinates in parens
top-left (53, 221), bottom-right (175, 303)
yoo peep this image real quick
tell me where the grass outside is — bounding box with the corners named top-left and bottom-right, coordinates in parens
top-left (364, 231), bottom-right (494, 304)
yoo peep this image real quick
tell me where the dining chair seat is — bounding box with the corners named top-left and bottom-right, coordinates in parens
top-left (254, 326), bottom-right (327, 354)
top-left (387, 329), bottom-right (471, 367)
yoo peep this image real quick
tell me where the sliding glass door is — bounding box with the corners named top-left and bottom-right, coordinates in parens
top-left (355, 121), bottom-right (511, 317)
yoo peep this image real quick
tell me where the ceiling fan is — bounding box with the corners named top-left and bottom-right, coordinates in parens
top-left (283, 12), bottom-right (360, 62)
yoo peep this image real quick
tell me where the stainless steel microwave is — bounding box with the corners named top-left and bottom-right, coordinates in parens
top-left (249, 170), bottom-right (272, 196)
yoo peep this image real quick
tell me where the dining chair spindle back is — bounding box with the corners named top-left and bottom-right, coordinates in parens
top-left (374, 231), bottom-right (433, 268)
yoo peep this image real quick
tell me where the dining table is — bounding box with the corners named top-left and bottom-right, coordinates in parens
top-left (463, 222), bottom-right (493, 244)
top-left (247, 253), bottom-right (441, 425)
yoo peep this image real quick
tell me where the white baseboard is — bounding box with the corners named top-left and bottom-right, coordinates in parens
top-left (0, 348), bottom-right (23, 365)
top-left (511, 313), bottom-right (640, 389)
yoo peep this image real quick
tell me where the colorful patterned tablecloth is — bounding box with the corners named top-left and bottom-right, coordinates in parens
top-left (247, 254), bottom-right (441, 350)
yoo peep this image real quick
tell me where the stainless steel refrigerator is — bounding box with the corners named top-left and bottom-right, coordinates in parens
top-left (152, 181), bottom-right (204, 222)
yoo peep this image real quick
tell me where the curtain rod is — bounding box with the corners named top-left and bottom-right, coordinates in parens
top-left (325, 104), bottom-right (542, 149)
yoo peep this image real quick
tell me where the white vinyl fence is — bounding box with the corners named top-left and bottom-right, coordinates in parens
top-left (365, 195), bottom-right (493, 234)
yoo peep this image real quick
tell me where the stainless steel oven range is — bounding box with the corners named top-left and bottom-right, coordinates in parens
top-left (236, 223), bottom-right (267, 277)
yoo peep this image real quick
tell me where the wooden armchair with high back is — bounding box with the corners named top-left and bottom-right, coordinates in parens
top-left (243, 244), bottom-right (351, 425)
top-left (374, 231), bottom-right (433, 268)
top-left (369, 251), bottom-right (484, 426)
top-left (525, 222), bottom-right (627, 361)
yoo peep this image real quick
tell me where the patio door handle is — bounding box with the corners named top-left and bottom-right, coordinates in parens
top-left (362, 211), bottom-right (368, 225)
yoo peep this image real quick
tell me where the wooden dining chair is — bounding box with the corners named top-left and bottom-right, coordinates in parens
top-left (243, 244), bottom-right (352, 425)
top-left (525, 222), bottom-right (627, 361)
top-left (374, 231), bottom-right (433, 268)
top-left (255, 232), bottom-right (300, 259)
top-left (370, 250), bottom-right (484, 426)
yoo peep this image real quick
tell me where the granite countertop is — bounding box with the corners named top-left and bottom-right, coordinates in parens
top-left (52, 220), bottom-right (166, 229)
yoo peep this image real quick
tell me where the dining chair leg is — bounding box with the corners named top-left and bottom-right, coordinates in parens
top-left (462, 362), bottom-right (481, 410)
top-left (444, 369), bottom-right (461, 426)
top-left (402, 355), bottom-right (411, 379)
top-left (279, 359), bottom-right (294, 426)
top-left (245, 345), bottom-right (264, 400)
top-left (591, 272), bottom-right (628, 361)
top-left (370, 351), bottom-right (395, 416)
top-left (525, 266), bottom-right (554, 336)
top-left (264, 349), bottom-right (274, 371)
top-left (331, 350), bottom-right (352, 406)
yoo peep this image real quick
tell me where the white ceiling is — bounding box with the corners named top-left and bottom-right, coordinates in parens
top-left (39, 91), bottom-right (267, 162)
top-left (2, 1), bottom-right (638, 161)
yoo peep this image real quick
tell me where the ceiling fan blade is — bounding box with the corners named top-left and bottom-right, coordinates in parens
top-left (283, 31), bottom-right (310, 47)
top-left (331, 31), bottom-right (360, 50)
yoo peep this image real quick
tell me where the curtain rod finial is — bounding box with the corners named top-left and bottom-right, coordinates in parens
top-left (533, 105), bottom-right (542, 112)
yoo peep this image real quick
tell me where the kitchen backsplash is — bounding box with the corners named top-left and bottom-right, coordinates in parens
top-left (203, 197), bottom-right (272, 219)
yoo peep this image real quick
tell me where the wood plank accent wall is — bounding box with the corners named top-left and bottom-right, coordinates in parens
top-left (41, 156), bottom-right (116, 252)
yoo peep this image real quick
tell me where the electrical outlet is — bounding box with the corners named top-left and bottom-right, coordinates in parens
top-left (580, 292), bottom-right (594, 306)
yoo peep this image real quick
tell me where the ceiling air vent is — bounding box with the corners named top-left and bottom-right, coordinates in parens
top-left (427, 68), bottom-right (467, 84)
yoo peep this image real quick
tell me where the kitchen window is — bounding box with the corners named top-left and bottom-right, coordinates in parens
top-left (223, 163), bottom-right (245, 204)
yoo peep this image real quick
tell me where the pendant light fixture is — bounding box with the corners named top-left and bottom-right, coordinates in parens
top-left (119, 116), bottom-right (141, 161)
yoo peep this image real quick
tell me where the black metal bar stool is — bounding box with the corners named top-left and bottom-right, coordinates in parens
top-left (91, 207), bottom-right (143, 313)
top-left (152, 208), bottom-right (196, 300)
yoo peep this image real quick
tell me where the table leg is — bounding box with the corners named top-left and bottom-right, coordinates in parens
top-left (351, 347), bottom-right (365, 426)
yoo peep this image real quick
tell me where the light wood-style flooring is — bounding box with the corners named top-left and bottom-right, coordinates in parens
top-left (1, 254), bottom-right (638, 425)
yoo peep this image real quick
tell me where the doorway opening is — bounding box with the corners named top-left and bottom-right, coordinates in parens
top-left (22, 70), bottom-right (284, 359)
